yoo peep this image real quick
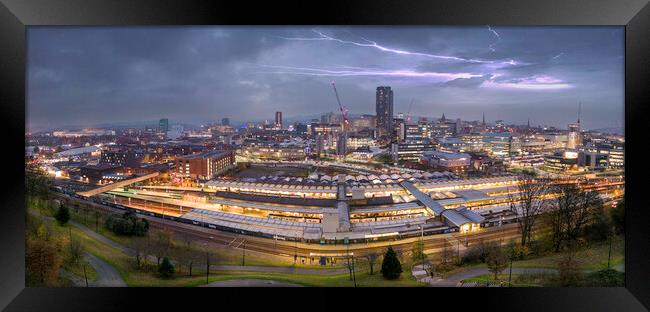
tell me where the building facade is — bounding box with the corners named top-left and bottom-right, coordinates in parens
top-left (376, 86), bottom-right (394, 138)
top-left (175, 150), bottom-right (236, 180)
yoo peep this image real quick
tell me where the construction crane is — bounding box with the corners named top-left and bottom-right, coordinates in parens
top-left (331, 82), bottom-right (350, 132)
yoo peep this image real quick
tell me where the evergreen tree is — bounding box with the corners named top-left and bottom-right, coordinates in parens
top-left (381, 246), bottom-right (402, 279)
top-left (158, 257), bottom-right (175, 278)
top-left (54, 205), bottom-right (70, 225)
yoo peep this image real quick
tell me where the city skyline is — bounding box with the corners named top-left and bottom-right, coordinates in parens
top-left (27, 26), bottom-right (624, 132)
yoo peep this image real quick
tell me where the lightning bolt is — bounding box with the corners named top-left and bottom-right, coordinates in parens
top-left (487, 25), bottom-right (501, 52)
top-left (278, 29), bottom-right (518, 66)
top-left (254, 64), bottom-right (483, 80)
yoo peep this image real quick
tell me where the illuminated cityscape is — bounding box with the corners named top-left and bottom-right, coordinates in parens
top-left (25, 26), bottom-right (624, 287)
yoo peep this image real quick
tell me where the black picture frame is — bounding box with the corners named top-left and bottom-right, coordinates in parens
top-left (1, 0), bottom-right (648, 311)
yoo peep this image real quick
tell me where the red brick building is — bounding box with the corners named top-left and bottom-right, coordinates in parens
top-left (175, 150), bottom-right (235, 180)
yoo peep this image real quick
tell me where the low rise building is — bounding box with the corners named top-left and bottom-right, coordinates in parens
top-left (175, 150), bottom-right (236, 180)
top-left (421, 150), bottom-right (471, 173)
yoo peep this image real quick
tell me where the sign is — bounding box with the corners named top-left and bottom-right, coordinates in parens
top-left (344, 237), bottom-right (349, 245)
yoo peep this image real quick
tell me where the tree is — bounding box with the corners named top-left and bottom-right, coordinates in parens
top-left (67, 238), bottom-right (84, 265)
top-left (610, 201), bottom-right (624, 235)
top-left (486, 245), bottom-right (508, 281)
top-left (26, 238), bottom-right (63, 286)
top-left (508, 176), bottom-right (549, 247)
top-left (130, 236), bottom-right (151, 270)
top-left (152, 229), bottom-right (173, 265)
top-left (365, 253), bottom-right (379, 275)
top-left (546, 184), bottom-right (604, 251)
top-left (380, 246), bottom-right (403, 280)
top-left (54, 205), bottom-right (70, 225)
top-left (440, 239), bottom-right (455, 264)
top-left (158, 257), bottom-right (175, 278)
top-left (411, 240), bottom-right (425, 263)
top-left (105, 211), bottom-right (149, 236)
top-left (557, 251), bottom-right (582, 286)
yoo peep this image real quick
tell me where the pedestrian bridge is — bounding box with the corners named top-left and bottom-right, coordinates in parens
top-left (76, 172), bottom-right (160, 197)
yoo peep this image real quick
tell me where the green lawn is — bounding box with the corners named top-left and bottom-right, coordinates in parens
top-left (186, 265), bottom-right (425, 287)
top-left (34, 204), bottom-right (422, 287)
top-left (509, 236), bottom-right (624, 270)
top-left (462, 273), bottom-right (546, 287)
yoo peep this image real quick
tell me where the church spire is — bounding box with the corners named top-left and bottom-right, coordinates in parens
top-left (482, 112), bottom-right (485, 126)
top-left (441, 113), bottom-right (446, 121)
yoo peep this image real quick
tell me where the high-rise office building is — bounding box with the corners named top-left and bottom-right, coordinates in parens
top-left (376, 86), bottom-right (394, 138)
top-left (222, 118), bottom-right (230, 126)
top-left (275, 112), bottom-right (283, 129)
top-left (159, 118), bottom-right (169, 133)
top-left (336, 132), bottom-right (348, 156)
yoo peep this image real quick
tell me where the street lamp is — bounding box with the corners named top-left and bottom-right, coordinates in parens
top-left (420, 225), bottom-right (425, 271)
top-left (242, 240), bottom-right (246, 266)
top-left (344, 237), bottom-right (351, 281)
top-left (203, 241), bottom-right (210, 285)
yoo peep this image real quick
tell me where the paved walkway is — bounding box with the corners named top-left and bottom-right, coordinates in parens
top-left (85, 253), bottom-right (127, 287)
top-left (59, 254), bottom-right (127, 287)
top-left (413, 263), bottom-right (626, 287)
top-left (201, 279), bottom-right (304, 287)
top-left (210, 265), bottom-right (348, 275)
top-left (433, 268), bottom-right (556, 287)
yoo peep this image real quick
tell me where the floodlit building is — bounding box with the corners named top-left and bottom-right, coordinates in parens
top-left (175, 150), bottom-right (236, 180)
top-left (421, 150), bottom-right (471, 173)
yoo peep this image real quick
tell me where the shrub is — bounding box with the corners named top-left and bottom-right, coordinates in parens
top-left (583, 268), bottom-right (624, 287)
top-left (582, 212), bottom-right (612, 243)
top-left (105, 211), bottom-right (149, 236)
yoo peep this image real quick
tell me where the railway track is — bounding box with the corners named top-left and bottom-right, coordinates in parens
top-left (55, 191), bottom-right (527, 260)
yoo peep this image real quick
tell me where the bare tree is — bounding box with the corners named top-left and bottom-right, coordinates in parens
top-left (546, 183), bottom-right (604, 251)
top-left (152, 229), bottom-right (173, 265)
top-left (486, 245), bottom-right (508, 281)
top-left (508, 175), bottom-right (550, 247)
top-left (67, 238), bottom-right (84, 265)
top-left (365, 253), bottom-right (379, 275)
top-left (130, 236), bottom-right (150, 269)
top-left (440, 240), bottom-right (455, 264)
top-left (178, 239), bottom-right (199, 277)
top-left (557, 249), bottom-right (582, 286)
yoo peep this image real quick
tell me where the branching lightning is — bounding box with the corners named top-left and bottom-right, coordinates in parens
top-left (254, 64), bottom-right (482, 80)
top-left (487, 25), bottom-right (501, 52)
top-left (278, 29), bottom-right (518, 66)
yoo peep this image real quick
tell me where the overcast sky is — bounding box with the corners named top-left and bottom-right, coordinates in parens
top-left (27, 26), bottom-right (624, 132)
